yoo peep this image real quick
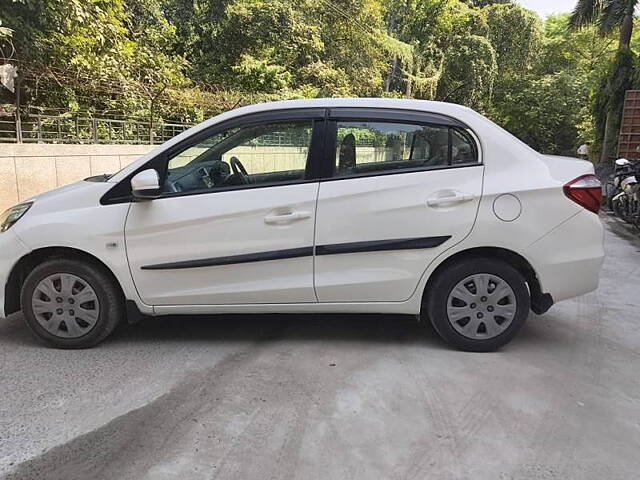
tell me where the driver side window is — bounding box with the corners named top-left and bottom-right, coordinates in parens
top-left (164, 120), bottom-right (314, 194)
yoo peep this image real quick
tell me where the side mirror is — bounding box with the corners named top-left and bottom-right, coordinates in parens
top-left (131, 169), bottom-right (161, 200)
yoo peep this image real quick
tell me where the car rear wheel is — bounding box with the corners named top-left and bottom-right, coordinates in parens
top-left (20, 258), bottom-right (123, 348)
top-left (424, 258), bottom-right (530, 352)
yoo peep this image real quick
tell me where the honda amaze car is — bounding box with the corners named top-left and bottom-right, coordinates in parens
top-left (0, 98), bottom-right (605, 351)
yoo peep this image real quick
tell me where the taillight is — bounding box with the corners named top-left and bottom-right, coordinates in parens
top-left (563, 174), bottom-right (602, 214)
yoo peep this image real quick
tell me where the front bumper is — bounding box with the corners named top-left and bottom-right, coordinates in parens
top-left (0, 230), bottom-right (30, 318)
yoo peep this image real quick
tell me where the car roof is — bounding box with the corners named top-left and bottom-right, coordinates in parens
top-left (182, 98), bottom-right (478, 148)
top-left (212, 98), bottom-right (474, 124)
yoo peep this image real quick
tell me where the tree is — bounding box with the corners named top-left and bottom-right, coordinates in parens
top-left (163, 0), bottom-right (392, 96)
top-left (570, 0), bottom-right (638, 162)
top-left (482, 3), bottom-right (545, 142)
top-left (0, 0), bottom-right (189, 119)
top-left (381, 0), bottom-right (499, 103)
top-left (488, 13), bottom-right (613, 155)
top-left (494, 72), bottom-right (590, 154)
top-left (382, 0), bottom-right (451, 97)
top-left (436, 34), bottom-right (497, 109)
top-left (463, 0), bottom-right (511, 6)
top-left (0, 17), bottom-right (14, 62)
top-left (570, 0), bottom-right (636, 48)
top-left (483, 3), bottom-right (542, 75)
top-left (0, 0), bottom-right (627, 155)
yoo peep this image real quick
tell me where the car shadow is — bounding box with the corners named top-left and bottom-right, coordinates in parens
top-left (116, 312), bottom-right (447, 347)
top-left (1, 311), bottom-right (454, 350)
top-left (2, 309), bottom-right (565, 352)
top-left (117, 310), bottom-right (571, 351)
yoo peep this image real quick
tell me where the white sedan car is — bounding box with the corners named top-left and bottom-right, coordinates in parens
top-left (0, 98), bottom-right (604, 351)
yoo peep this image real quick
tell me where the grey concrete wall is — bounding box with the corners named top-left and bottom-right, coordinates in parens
top-left (0, 144), bottom-right (155, 212)
top-left (0, 143), bottom-right (394, 212)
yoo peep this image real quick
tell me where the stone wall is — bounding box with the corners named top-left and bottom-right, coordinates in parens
top-left (0, 144), bottom-right (155, 212)
top-left (0, 143), bottom-right (394, 212)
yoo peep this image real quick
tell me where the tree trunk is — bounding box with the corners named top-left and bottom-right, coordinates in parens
top-left (14, 76), bottom-right (22, 144)
top-left (384, 13), bottom-right (396, 92)
top-left (149, 100), bottom-right (155, 145)
top-left (600, 12), bottom-right (634, 163)
top-left (619, 13), bottom-right (634, 49)
top-left (600, 110), bottom-right (617, 163)
top-left (385, 56), bottom-right (398, 92)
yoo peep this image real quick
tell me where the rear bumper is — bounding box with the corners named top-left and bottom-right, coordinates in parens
top-left (526, 211), bottom-right (605, 303)
top-left (0, 231), bottom-right (30, 319)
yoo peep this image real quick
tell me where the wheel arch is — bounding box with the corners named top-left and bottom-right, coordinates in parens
top-left (421, 246), bottom-right (553, 315)
top-left (4, 246), bottom-right (127, 317)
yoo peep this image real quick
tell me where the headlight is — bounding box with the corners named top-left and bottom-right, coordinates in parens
top-left (0, 202), bottom-right (32, 232)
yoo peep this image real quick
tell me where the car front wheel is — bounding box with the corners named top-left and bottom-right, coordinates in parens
top-left (424, 258), bottom-right (530, 352)
top-left (20, 258), bottom-right (123, 348)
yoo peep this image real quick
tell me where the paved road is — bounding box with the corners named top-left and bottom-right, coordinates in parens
top-left (1, 217), bottom-right (639, 479)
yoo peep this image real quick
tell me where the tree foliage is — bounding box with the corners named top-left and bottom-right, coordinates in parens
top-left (0, 0), bottom-right (636, 155)
top-left (569, 0), bottom-right (638, 161)
top-left (593, 48), bottom-right (638, 146)
top-left (570, 0), bottom-right (637, 38)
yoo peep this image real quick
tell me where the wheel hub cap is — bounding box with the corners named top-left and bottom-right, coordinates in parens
top-left (446, 273), bottom-right (517, 340)
top-left (31, 273), bottom-right (100, 339)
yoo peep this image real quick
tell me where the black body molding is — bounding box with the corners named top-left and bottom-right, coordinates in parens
top-left (141, 236), bottom-right (452, 270)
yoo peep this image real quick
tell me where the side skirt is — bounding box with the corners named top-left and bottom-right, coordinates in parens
top-left (151, 300), bottom-right (421, 316)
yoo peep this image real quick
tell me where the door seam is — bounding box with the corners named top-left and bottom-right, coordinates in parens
top-left (122, 202), bottom-right (150, 311)
top-left (311, 182), bottom-right (320, 302)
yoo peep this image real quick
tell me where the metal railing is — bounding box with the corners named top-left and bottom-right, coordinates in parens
top-left (0, 114), bottom-right (192, 144)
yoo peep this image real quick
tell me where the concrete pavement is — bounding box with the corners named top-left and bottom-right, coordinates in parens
top-left (1, 216), bottom-right (639, 479)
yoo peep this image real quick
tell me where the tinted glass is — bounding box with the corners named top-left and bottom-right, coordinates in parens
top-left (451, 128), bottom-right (478, 165)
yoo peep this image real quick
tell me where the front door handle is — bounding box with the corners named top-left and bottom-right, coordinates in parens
top-left (264, 210), bottom-right (311, 225)
top-left (427, 191), bottom-right (475, 207)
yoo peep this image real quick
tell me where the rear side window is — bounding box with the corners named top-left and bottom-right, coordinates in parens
top-left (333, 121), bottom-right (478, 178)
top-left (451, 128), bottom-right (478, 166)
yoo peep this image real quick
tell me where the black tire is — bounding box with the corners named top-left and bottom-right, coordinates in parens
top-left (20, 258), bottom-right (123, 348)
top-left (613, 198), bottom-right (628, 221)
top-left (424, 257), bottom-right (530, 352)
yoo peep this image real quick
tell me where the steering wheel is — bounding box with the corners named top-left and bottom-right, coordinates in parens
top-left (230, 157), bottom-right (250, 184)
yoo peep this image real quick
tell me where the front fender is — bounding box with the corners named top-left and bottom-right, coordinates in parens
top-left (12, 200), bottom-right (152, 315)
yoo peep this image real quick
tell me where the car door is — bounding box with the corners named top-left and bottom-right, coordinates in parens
top-left (314, 108), bottom-right (484, 303)
top-left (124, 110), bottom-right (325, 306)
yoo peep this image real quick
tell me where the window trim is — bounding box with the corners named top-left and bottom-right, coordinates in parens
top-left (318, 161), bottom-right (483, 184)
top-left (326, 108), bottom-right (468, 127)
top-left (150, 176), bottom-right (322, 202)
top-left (324, 107), bottom-right (485, 169)
top-left (324, 114), bottom-right (482, 181)
top-left (451, 127), bottom-right (479, 167)
top-left (100, 106), bottom-right (484, 204)
top-left (100, 108), bottom-right (328, 205)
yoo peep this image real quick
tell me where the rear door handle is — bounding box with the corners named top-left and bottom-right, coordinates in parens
top-left (264, 210), bottom-right (311, 225)
top-left (427, 191), bottom-right (475, 207)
